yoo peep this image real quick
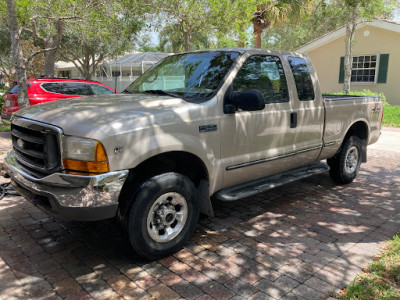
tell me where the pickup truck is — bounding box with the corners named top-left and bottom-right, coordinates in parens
top-left (4, 49), bottom-right (383, 260)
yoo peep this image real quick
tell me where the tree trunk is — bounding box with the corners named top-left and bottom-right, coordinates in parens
top-left (6, 0), bottom-right (29, 109)
top-left (343, 7), bottom-right (357, 94)
top-left (44, 50), bottom-right (56, 77)
top-left (183, 30), bottom-right (191, 52)
top-left (254, 31), bottom-right (262, 48)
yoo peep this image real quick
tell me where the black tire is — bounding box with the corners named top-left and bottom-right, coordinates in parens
top-left (327, 136), bottom-right (362, 184)
top-left (125, 172), bottom-right (199, 260)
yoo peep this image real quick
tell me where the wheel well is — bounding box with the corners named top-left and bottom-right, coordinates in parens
top-left (345, 121), bottom-right (368, 142)
top-left (342, 121), bottom-right (368, 163)
top-left (129, 151), bottom-right (209, 187)
top-left (118, 151), bottom-right (212, 222)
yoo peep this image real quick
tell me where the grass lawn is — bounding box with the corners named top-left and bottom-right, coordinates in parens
top-left (382, 106), bottom-right (400, 127)
top-left (338, 235), bottom-right (400, 299)
top-left (0, 123), bottom-right (10, 132)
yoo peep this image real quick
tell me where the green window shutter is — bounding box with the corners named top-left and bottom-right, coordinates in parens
top-left (339, 56), bottom-right (344, 83)
top-left (377, 54), bottom-right (389, 84)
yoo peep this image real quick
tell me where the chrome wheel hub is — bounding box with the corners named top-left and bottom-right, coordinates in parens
top-left (147, 192), bottom-right (188, 243)
top-left (345, 146), bottom-right (359, 174)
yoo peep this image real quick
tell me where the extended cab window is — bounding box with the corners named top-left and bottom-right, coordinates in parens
top-left (288, 57), bottom-right (315, 101)
top-left (233, 55), bottom-right (289, 104)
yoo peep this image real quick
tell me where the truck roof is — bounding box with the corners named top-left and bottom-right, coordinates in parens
top-left (180, 48), bottom-right (302, 57)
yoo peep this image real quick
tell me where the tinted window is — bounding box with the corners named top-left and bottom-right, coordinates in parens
top-left (233, 55), bottom-right (289, 103)
top-left (42, 83), bottom-right (63, 94)
top-left (90, 84), bottom-right (114, 95)
top-left (61, 83), bottom-right (92, 95)
top-left (288, 57), bottom-right (315, 101)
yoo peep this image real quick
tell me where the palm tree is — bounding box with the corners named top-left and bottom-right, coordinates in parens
top-left (251, 0), bottom-right (314, 48)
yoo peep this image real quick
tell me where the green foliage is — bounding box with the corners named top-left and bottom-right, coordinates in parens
top-left (382, 106), bottom-right (400, 127)
top-left (263, 0), bottom-right (348, 50)
top-left (340, 235), bottom-right (400, 299)
top-left (0, 123), bottom-right (11, 132)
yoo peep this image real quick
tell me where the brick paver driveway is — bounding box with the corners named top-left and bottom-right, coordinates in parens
top-left (0, 129), bottom-right (399, 300)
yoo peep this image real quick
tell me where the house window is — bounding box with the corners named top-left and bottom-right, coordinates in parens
top-left (351, 55), bottom-right (377, 83)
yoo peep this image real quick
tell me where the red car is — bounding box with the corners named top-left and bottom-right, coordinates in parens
top-left (1, 78), bottom-right (116, 122)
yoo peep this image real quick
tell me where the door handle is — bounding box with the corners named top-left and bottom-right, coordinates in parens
top-left (290, 112), bottom-right (297, 128)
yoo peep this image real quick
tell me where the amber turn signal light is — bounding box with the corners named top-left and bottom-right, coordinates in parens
top-left (63, 142), bottom-right (109, 173)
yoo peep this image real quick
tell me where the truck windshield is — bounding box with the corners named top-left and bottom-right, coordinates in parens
top-left (125, 51), bottom-right (240, 102)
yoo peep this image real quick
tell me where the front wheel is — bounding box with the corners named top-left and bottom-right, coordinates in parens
top-left (126, 172), bottom-right (199, 260)
top-left (327, 136), bottom-right (362, 184)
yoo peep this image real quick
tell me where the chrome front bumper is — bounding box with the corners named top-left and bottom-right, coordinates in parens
top-left (4, 150), bottom-right (129, 221)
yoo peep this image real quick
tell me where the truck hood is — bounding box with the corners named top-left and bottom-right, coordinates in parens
top-left (15, 94), bottom-right (192, 138)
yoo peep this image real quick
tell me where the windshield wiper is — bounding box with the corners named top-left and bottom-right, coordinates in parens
top-left (143, 89), bottom-right (179, 98)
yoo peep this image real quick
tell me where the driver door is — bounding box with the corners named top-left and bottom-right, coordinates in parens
top-left (220, 54), bottom-right (300, 188)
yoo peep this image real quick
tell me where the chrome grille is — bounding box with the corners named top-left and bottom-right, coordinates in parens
top-left (11, 119), bottom-right (62, 178)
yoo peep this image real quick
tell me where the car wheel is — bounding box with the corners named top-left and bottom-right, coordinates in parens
top-left (328, 136), bottom-right (362, 184)
top-left (126, 172), bottom-right (199, 260)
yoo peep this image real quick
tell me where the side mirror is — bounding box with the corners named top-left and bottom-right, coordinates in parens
top-left (231, 89), bottom-right (265, 112)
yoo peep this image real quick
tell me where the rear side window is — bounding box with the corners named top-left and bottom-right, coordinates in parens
top-left (42, 83), bottom-right (63, 94)
top-left (233, 55), bottom-right (289, 103)
top-left (61, 83), bottom-right (92, 95)
top-left (90, 84), bottom-right (114, 95)
top-left (9, 85), bottom-right (18, 94)
top-left (288, 57), bottom-right (315, 101)
top-left (8, 84), bottom-right (31, 94)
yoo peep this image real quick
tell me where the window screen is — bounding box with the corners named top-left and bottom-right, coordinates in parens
top-left (288, 57), bottom-right (315, 101)
top-left (233, 55), bottom-right (289, 103)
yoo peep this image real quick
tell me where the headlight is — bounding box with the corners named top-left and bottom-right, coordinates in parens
top-left (62, 136), bottom-right (109, 173)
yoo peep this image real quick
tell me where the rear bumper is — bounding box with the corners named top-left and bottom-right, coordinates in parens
top-left (4, 150), bottom-right (129, 221)
top-left (1, 112), bottom-right (11, 123)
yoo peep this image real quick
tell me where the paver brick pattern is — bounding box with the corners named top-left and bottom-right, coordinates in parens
top-left (0, 144), bottom-right (399, 299)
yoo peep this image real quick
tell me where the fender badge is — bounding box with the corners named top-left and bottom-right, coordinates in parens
top-left (114, 146), bottom-right (124, 154)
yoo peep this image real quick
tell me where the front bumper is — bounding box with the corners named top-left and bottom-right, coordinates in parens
top-left (4, 150), bottom-right (129, 221)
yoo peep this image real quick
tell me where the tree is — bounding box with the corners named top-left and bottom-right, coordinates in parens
top-left (0, 22), bottom-right (14, 86)
top-left (158, 22), bottom-right (211, 52)
top-left (251, 0), bottom-right (314, 48)
top-left (6, 0), bottom-right (29, 108)
top-left (262, 0), bottom-right (347, 50)
top-left (20, 0), bottom-right (115, 76)
top-left (151, 0), bottom-right (237, 52)
top-left (58, 3), bottom-right (143, 80)
top-left (340, 0), bottom-right (396, 93)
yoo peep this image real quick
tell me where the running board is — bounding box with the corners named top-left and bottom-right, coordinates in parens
top-left (214, 163), bottom-right (329, 201)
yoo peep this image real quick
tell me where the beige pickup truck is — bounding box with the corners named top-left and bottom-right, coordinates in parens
top-left (5, 49), bottom-right (383, 259)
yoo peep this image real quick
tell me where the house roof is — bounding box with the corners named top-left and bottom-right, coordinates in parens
top-left (296, 19), bottom-right (400, 53)
top-left (108, 52), bottom-right (170, 66)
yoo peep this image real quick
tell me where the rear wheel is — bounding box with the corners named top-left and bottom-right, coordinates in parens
top-left (328, 136), bottom-right (362, 184)
top-left (125, 172), bottom-right (199, 260)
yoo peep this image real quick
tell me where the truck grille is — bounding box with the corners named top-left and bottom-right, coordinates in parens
top-left (11, 120), bottom-right (62, 178)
